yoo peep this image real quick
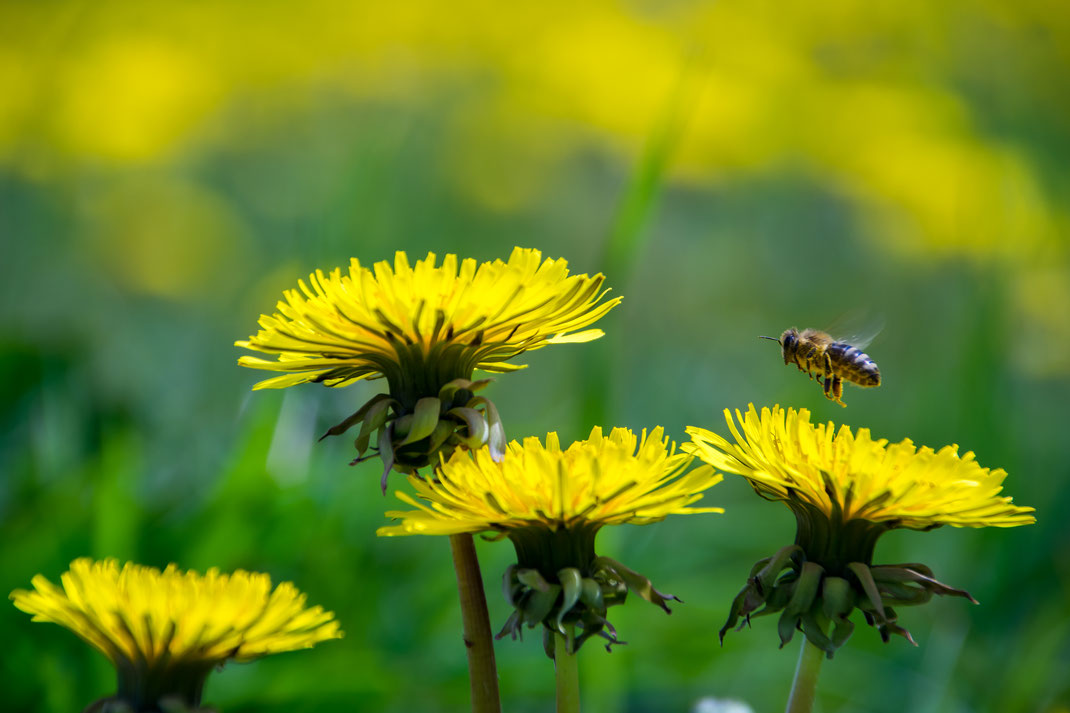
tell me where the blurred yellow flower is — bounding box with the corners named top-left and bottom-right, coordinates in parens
top-left (5, 0), bottom-right (1067, 288)
top-left (11, 558), bottom-right (342, 709)
top-left (54, 38), bottom-right (224, 162)
top-left (380, 427), bottom-right (722, 652)
top-left (237, 247), bottom-right (619, 392)
top-left (685, 404), bottom-right (1035, 530)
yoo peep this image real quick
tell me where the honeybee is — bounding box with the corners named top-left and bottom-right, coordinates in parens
top-left (761, 328), bottom-right (881, 407)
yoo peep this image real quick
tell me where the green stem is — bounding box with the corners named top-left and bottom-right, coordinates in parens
top-left (449, 533), bottom-right (502, 713)
top-left (785, 638), bottom-right (825, 713)
top-left (554, 627), bottom-right (581, 713)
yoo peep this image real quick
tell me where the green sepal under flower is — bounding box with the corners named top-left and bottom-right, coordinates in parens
top-left (321, 377), bottom-right (506, 491)
top-left (495, 525), bottom-right (679, 655)
top-left (720, 536), bottom-right (977, 657)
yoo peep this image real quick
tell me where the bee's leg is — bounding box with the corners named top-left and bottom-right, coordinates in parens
top-left (820, 354), bottom-right (836, 391)
top-left (832, 376), bottom-right (846, 407)
top-left (822, 372), bottom-right (833, 397)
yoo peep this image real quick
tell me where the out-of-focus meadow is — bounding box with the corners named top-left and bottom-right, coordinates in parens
top-left (2, 1), bottom-right (1068, 711)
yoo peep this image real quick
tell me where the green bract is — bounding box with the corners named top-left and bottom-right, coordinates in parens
top-left (321, 377), bottom-right (506, 491)
top-left (498, 525), bottom-right (679, 655)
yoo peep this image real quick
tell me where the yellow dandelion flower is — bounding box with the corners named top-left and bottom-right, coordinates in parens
top-left (236, 247), bottom-right (620, 486)
top-left (686, 404), bottom-right (1035, 530)
top-left (379, 427), bottom-right (723, 652)
top-left (236, 247), bottom-right (619, 392)
top-left (11, 558), bottom-right (342, 710)
top-left (684, 405), bottom-right (1035, 655)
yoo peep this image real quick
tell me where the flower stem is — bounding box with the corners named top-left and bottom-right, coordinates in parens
top-left (554, 627), bottom-right (581, 713)
top-left (785, 638), bottom-right (825, 713)
top-left (449, 533), bottom-right (501, 713)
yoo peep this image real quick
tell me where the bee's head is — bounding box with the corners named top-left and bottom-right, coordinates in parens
top-left (760, 329), bottom-right (797, 365)
top-left (779, 328), bottom-right (800, 364)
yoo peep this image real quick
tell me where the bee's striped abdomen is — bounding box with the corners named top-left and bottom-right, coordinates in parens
top-left (826, 342), bottom-right (881, 387)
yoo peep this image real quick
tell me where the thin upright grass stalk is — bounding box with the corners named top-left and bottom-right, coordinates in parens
top-left (450, 533), bottom-right (501, 713)
top-left (785, 638), bottom-right (825, 713)
top-left (554, 626), bottom-right (581, 713)
top-left (602, 63), bottom-right (698, 280)
top-left (571, 59), bottom-right (705, 713)
top-left (583, 57), bottom-right (704, 431)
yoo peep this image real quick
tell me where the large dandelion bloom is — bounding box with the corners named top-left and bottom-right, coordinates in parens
top-left (379, 427), bottom-right (723, 653)
top-left (236, 247), bottom-right (620, 487)
top-left (11, 558), bottom-right (343, 711)
top-left (685, 405), bottom-right (1035, 655)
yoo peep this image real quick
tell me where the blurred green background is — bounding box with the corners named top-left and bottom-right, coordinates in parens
top-left (2, 1), bottom-right (1068, 711)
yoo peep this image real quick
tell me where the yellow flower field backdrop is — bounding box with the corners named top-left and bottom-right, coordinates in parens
top-left (1, 1), bottom-right (1067, 711)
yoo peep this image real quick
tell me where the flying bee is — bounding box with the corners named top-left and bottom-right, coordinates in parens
top-left (760, 327), bottom-right (881, 407)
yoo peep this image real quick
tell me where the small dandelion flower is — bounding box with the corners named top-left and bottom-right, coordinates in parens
top-left (685, 405), bottom-right (1035, 656)
top-left (236, 247), bottom-right (620, 489)
top-left (378, 426), bottom-right (723, 653)
top-left (10, 558), bottom-right (343, 712)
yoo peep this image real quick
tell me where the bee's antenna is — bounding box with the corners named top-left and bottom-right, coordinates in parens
top-left (758, 335), bottom-right (780, 344)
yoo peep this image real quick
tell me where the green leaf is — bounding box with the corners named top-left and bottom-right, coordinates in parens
top-left (438, 378), bottom-right (493, 403)
top-left (357, 397), bottom-right (396, 447)
top-left (779, 561), bottom-right (823, 648)
top-left (378, 421), bottom-right (395, 493)
top-left (517, 568), bottom-right (553, 592)
top-left (501, 565), bottom-right (520, 607)
top-left (523, 584), bottom-right (562, 627)
top-left (447, 407), bottom-right (488, 448)
top-left (871, 565), bottom-right (977, 603)
top-left (556, 568), bottom-right (584, 633)
top-left (877, 582), bottom-right (933, 606)
top-left (393, 414), bottom-right (413, 439)
top-left (879, 614), bottom-right (918, 646)
top-left (428, 420), bottom-right (455, 454)
top-left (318, 393), bottom-right (393, 441)
top-left (777, 608), bottom-right (799, 648)
top-left (400, 397), bottom-right (441, 445)
top-left (829, 613), bottom-right (855, 651)
top-left (495, 611), bottom-right (522, 641)
top-left (755, 545), bottom-right (802, 595)
top-left (821, 576), bottom-right (853, 620)
top-left (593, 556), bottom-right (678, 613)
top-left (579, 577), bottom-right (606, 612)
top-left (848, 562), bottom-right (889, 624)
top-left (468, 396), bottom-right (506, 461)
top-left (800, 610), bottom-right (833, 655)
top-left (354, 431), bottom-right (371, 457)
top-left (720, 585), bottom-right (753, 643)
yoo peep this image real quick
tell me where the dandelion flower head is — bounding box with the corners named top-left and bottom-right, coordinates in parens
top-left (11, 558), bottom-right (343, 670)
top-left (685, 404), bottom-right (1034, 530)
top-left (379, 427), bottom-right (724, 652)
top-left (685, 405), bottom-right (1035, 654)
top-left (378, 426), bottom-right (723, 537)
top-left (237, 247), bottom-right (620, 392)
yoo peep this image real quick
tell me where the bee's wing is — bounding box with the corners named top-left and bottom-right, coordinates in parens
top-left (827, 311), bottom-right (885, 349)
